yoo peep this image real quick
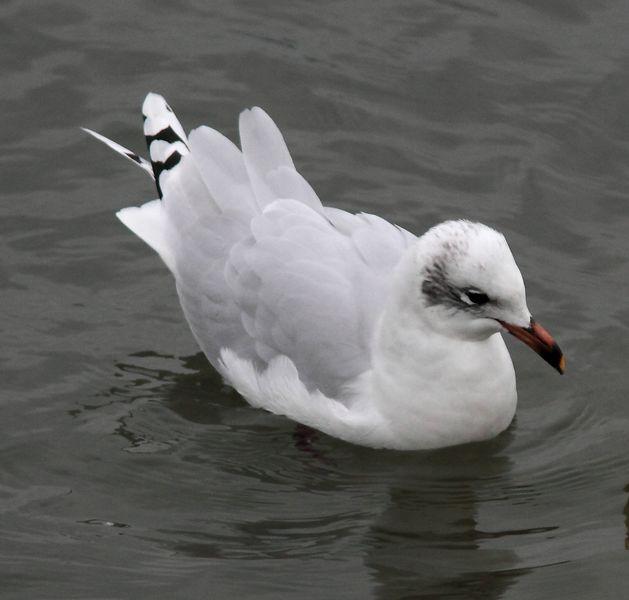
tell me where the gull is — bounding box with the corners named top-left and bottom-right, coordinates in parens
top-left (84, 93), bottom-right (564, 450)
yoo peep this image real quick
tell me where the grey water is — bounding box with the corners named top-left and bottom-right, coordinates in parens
top-left (2, 0), bottom-right (629, 598)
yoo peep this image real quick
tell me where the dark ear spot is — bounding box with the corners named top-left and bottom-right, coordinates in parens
top-left (422, 262), bottom-right (460, 308)
top-left (422, 262), bottom-right (489, 312)
top-left (422, 265), bottom-right (444, 306)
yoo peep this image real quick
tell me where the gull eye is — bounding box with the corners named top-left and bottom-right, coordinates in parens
top-left (461, 289), bottom-right (490, 306)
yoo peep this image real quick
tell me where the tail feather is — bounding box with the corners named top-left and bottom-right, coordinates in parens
top-left (81, 127), bottom-right (154, 179)
top-left (116, 200), bottom-right (176, 272)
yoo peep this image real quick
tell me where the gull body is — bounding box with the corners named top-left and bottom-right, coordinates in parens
top-left (85, 94), bottom-right (563, 450)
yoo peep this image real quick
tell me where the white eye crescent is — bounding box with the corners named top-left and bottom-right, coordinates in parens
top-left (461, 289), bottom-right (490, 306)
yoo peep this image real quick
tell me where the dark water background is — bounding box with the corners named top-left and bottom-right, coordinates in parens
top-left (2, 0), bottom-right (629, 598)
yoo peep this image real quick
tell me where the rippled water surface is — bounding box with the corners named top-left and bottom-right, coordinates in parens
top-left (3, 0), bottom-right (629, 598)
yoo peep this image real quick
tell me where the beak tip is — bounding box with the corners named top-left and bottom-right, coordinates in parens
top-left (500, 318), bottom-right (565, 375)
top-left (558, 354), bottom-right (566, 375)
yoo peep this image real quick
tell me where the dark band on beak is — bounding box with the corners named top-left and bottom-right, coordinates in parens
top-left (498, 318), bottom-right (565, 374)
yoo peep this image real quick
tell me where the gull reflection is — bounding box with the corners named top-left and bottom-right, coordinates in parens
top-left (360, 438), bottom-right (533, 598)
top-left (99, 352), bottom-right (534, 598)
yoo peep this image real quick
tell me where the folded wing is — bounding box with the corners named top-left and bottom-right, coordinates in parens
top-left (87, 94), bottom-right (415, 396)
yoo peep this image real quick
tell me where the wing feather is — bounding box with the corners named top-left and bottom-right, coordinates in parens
top-left (87, 94), bottom-right (416, 399)
top-left (223, 198), bottom-right (413, 396)
top-left (239, 107), bottom-right (324, 211)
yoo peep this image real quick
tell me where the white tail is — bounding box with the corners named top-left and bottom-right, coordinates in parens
top-left (83, 93), bottom-right (201, 274)
top-left (116, 201), bottom-right (176, 272)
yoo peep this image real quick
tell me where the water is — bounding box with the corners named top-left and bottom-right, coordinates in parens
top-left (2, 0), bottom-right (629, 597)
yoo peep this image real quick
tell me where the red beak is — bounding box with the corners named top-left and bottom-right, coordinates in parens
top-left (498, 318), bottom-right (565, 374)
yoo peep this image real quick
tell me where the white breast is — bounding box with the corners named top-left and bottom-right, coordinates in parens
top-left (365, 316), bottom-right (517, 449)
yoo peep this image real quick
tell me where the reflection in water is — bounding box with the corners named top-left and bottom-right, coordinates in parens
top-left (292, 424), bottom-right (334, 464)
top-left (95, 352), bottom-right (540, 597)
top-left (364, 443), bottom-right (532, 599)
top-left (72, 351), bottom-right (237, 449)
top-left (623, 483), bottom-right (629, 550)
top-left (67, 343), bottom-right (629, 597)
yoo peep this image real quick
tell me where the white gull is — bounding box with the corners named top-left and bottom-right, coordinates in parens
top-left (84, 93), bottom-right (564, 450)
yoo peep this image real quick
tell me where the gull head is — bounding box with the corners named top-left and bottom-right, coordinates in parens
top-left (413, 220), bottom-right (564, 373)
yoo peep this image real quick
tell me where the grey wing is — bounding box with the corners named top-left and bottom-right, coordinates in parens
top-left (96, 94), bottom-right (415, 395)
top-left (166, 106), bottom-right (334, 372)
top-left (222, 199), bottom-right (415, 396)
